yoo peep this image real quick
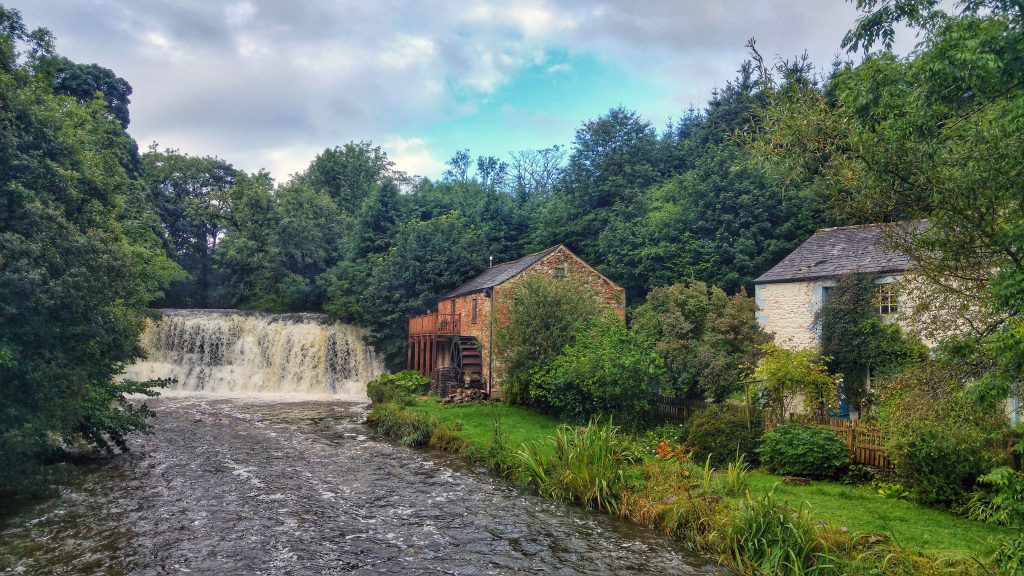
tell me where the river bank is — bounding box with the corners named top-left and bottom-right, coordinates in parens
top-left (369, 396), bottom-right (1017, 575)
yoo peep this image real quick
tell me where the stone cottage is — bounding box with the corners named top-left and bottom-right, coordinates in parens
top-left (753, 223), bottom-right (915, 349)
top-left (407, 245), bottom-right (626, 395)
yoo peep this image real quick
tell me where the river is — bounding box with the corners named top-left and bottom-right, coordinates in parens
top-left (0, 394), bottom-right (718, 575)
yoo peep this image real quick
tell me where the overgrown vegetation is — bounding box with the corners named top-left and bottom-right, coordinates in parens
top-left (683, 404), bottom-right (762, 466)
top-left (816, 274), bottom-right (926, 411)
top-left (493, 274), bottom-right (607, 404)
top-left (365, 370), bottom-right (429, 405)
top-left (631, 282), bottom-right (770, 402)
top-left (752, 345), bottom-right (840, 421)
top-left (0, 6), bottom-right (181, 496)
top-left (530, 315), bottom-right (665, 424)
top-left (875, 360), bottom-right (1008, 506)
top-left (368, 397), bottom-right (1018, 574)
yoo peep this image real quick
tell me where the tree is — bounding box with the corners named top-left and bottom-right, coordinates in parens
top-left (632, 282), bottom-right (770, 401)
top-left (532, 315), bottom-right (666, 423)
top-left (0, 6), bottom-right (181, 492)
top-left (476, 155), bottom-right (508, 193)
top-left (752, 345), bottom-right (841, 421)
top-left (214, 175), bottom-right (345, 312)
top-left (300, 141), bottom-right (394, 214)
top-left (442, 148), bottom-right (472, 183)
top-left (34, 55), bottom-right (132, 128)
top-left (320, 180), bottom-right (404, 321)
top-left (494, 274), bottom-right (609, 404)
top-left (509, 145), bottom-right (566, 203)
top-left (534, 107), bottom-right (663, 259)
top-left (142, 146), bottom-right (239, 307)
top-left (363, 212), bottom-right (486, 367)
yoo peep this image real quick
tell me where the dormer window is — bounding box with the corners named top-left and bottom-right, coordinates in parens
top-left (878, 284), bottom-right (898, 315)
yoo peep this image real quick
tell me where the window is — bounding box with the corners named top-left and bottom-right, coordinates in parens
top-left (877, 284), bottom-right (898, 315)
top-left (821, 286), bottom-right (832, 304)
top-left (554, 266), bottom-right (566, 278)
top-left (472, 298), bottom-right (478, 324)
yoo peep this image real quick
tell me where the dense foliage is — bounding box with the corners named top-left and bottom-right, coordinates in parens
top-left (632, 282), bottom-right (769, 401)
top-left (754, 0), bottom-right (1024, 413)
top-left (530, 315), bottom-right (666, 424)
top-left (366, 370), bottom-right (430, 406)
top-left (493, 275), bottom-right (607, 403)
top-left (875, 360), bottom-right (1006, 506)
top-left (965, 467), bottom-right (1024, 528)
top-left (758, 425), bottom-right (849, 479)
top-left (0, 6), bottom-right (181, 492)
top-left (684, 405), bottom-right (763, 466)
top-left (816, 274), bottom-right (926, 410)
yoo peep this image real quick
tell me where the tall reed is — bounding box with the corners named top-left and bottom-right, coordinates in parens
top-left (516, 419), bottom-right (635, 513)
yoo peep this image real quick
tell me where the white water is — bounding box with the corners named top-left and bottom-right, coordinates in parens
top-left (123, 309), bottom-right (383, 398)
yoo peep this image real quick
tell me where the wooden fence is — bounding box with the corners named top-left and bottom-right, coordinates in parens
top-left (776, 416), bottom-right (893, 469)
top-left (657, 397), bottom-right (1020, 471)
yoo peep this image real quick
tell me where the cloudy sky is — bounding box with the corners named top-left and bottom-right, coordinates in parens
top-left (13, 1), bottom-right (924, 181)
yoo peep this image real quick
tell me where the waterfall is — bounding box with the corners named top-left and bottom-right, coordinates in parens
top-left (124, 309), bottom-right (384, 397)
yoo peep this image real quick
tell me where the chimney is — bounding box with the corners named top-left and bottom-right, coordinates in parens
top-left (489, 256), bottom-right (493, 268)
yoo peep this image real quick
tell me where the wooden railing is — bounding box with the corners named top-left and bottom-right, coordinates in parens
top-left (408, 312), bottom-right (461, 336)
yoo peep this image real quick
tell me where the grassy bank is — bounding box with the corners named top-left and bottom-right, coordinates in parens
top-left (369, 397), bottom-right (1016, 574)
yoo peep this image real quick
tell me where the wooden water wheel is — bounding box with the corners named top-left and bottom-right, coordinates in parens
top-left (450, 336), bottom-right (483, 387)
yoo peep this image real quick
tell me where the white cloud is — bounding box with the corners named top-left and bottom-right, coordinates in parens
top-left (382, 136), bottom-right (447, 178)
top-left (12, 0), bottom-right (936, 181)
top-left (225, 2), bottom-right (257, 27)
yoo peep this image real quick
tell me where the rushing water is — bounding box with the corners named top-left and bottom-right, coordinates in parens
top-left (123, 309), bottom-right (384, 396)
top-left (0, 396), bottom-right (718, 575)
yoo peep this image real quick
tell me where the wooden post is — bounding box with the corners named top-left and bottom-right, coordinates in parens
top-left (407, 337), bottom-right (412, 371)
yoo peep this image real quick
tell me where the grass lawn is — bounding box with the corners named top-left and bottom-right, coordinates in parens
top-left (745, 472), bottom-right (1017, 559)
top-left (406, 397), bottom-right (563, 454)
top-left (403, 398), bottom-right (1013, 561)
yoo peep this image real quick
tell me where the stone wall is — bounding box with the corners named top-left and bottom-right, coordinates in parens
top-left (754, 280), bottom-right (821, 349)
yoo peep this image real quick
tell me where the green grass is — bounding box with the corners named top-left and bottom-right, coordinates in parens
top-left (743, 472), bottom-right (1016, 560)
top-left (399, 398), bottom-right (1013, 562)
top-left (406, 398), bottom-right (563, 455)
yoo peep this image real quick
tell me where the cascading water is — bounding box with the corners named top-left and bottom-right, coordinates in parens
top-left (123, 309), bottom-right (384, 397)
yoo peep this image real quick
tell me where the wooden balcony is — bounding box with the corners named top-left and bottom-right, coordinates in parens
top-left (408, 312), bottom-right (461, 337)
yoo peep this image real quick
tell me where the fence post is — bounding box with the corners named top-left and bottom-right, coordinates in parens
top-left (849, 420), bottom-right (856, 461)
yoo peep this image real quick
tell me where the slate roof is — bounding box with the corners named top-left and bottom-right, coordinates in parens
top-left (444, 246), bottom-right (562, 298)
top-left (754, 223), bottom-right (920, 285)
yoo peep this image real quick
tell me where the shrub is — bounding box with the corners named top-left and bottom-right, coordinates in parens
top-left (753, 345), bottom-right (841, 421)
top-left (366, 371), bottom-right (429, 405)
top-left (493, 274), bottom-right (607, 403)
top-left (875, 361), bottom-right (1005, 506)
top-left (893, 424), bottom-right (999, 506)
top-left (990, 534), bottom-right (1024, 576)
top-left (366, 402), bottom-right (464, 450)
top-left (964, 467), bottom-right (1024, 527)
top-left (631, 281), bottom-right (770, 401)
top-left (759, 424), bottom-right (849, 479)
top-left (530, 315), bottom-right (665, 424)
top-left (684, 404), bottom-right (763, 466)
top-left (515, 419), bottom-right (636, 513)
